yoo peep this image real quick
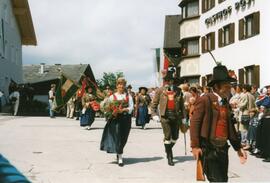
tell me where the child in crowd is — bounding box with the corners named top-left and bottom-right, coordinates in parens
top-left (247, 108), bottom-right (259, 153)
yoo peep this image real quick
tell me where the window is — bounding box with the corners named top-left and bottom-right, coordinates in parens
top-left (238, 65), bottom-right (260, 87)
top-left (202, 0), bottom-right (215, 13)
top-left (246, 68), bottom-right (252, 85)
top-left (239, 12), bottom-right (260, 40)
top-left (201, 74), bottom-right (213, 86)
top-left (182, 1), bottom-right (199, 19)
top-left (181, 39), bottom-right (199, 56)
top-left (201, 32), bottom-right (215, 53)
top-left (182, 6), bottom-right (186, 19)
top-left (224, 26), bottom-right (230, 45)
top-left (182, 76), bottom-right (200, 85)
top-left (218, 23), bottom-right (235, 47)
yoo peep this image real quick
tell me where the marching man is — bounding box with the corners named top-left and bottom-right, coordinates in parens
top-left (190, 64), bottom-right (247, 182)
top-left (151, 69), bottom-right (184, 166)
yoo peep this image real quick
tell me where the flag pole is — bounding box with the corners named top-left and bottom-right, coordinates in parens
top-left (207, 50), bottom-right (219, 66)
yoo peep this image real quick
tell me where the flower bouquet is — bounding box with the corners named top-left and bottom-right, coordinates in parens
top-left (104, 100), bottom-right (128, 120)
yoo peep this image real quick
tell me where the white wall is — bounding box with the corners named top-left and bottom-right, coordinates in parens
top-left (199, 0), bottom-right (269, 87)
top-left (179, 57), bottom-right (200, 77)
top-left (180, 19), bottom-right (200, 39)
top-left (0, 0), bottom-right (23, 96)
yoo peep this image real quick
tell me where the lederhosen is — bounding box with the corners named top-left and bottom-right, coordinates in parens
top-left (161, 90), bottom-right (180, 144)
top-left (201, 96), bottom-right (230, 182)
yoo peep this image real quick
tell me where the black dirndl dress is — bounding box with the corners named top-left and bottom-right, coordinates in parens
top-left (100, 113), bottom-right (131, 154)
top-left (135, 105), bottom-right (150, 126)
top-left (80, 108), bottom-right (96, 127)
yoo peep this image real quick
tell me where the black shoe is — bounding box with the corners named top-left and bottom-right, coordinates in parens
top-left (168, 157), bottom-right (174, 166)
top-left (165, 144), bottom-right (174, 166)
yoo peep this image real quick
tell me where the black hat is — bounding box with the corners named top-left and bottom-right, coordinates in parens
top-left (139, 87), bottom-right (148, 92)
top-left (127, 84), bottom-right (132, 89)
top-left (207, 65), bottom-right (237, 87)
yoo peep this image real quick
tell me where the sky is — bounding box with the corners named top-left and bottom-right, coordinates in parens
top-left (23, 0), bottom-right (180, 91)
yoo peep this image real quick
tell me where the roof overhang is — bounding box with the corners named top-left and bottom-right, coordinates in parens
top-left (11, 0), bottom-right (37, 46)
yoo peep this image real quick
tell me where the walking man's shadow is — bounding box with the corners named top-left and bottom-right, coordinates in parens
top-left (123, 156), bottom-right (163, 165)
top-left (174, 155), bottom-right (194, 164)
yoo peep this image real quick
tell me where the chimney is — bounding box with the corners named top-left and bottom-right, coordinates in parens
top-left (40, 63), bottom-right (45, 74)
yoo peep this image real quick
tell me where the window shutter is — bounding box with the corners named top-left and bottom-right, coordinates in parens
top-left (218, 28), bottom-right (223, 47)
top-left (202, 76), bottom-right (206, 87)
top-left (254, 65), bottom-right (260, 88)
top-left (202, 0), bottom-right (206, 13)
top-left (1, 19), bottom-right (5, 57)
top-left (229, 23), bottom-right (235, 44)
top-left (253, 11), bottom-right (260, 35)
top-left (211, 0), bottom-right (215, 9)
top-left (238, 68), bottom-right (245, 85)
top-left (176, 67), bottom-right (181, 78)
top-left (211, 32), bottom-right (215, 50)
top-left (0, 21), bottom-right (2, 57)
top-left (201, 36), bottom-right (206, 53)
top-left (239, 19), bottom-right (244, 40)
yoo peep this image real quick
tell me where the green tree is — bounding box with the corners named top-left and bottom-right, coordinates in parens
top-left (97, 72), bottom-right (124, 91)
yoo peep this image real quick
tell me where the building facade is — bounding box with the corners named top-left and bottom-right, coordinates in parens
top-left (178, 0), bottom-right (269, 88)
top-left (179, 0), bottom-right (201, 84)
top-left (0, 0), bottom-right (36, 97)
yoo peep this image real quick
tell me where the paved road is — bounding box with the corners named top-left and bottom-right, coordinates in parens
top-left (0, 116), bottom-right (270, 183)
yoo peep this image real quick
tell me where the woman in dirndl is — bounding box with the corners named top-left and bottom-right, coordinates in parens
top-left (80, 87), bottom-right (96, 130)
top-left (100, 78), bottom-right (134, 166)
top-left (135, 87), bottom-right (151, 129)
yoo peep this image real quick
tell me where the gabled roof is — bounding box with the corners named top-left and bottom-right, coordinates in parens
top-left (163, 15), bottom-right (181, 49)
top-left (11, 0), bottom-right (37, 45)
top-left (23, 64), bottom-right (96, 84)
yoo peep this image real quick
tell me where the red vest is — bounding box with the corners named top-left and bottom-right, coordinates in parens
top-left (215, 106), bottom-right (228, 139)
top-left (166, 91), bottom-right (175, 110)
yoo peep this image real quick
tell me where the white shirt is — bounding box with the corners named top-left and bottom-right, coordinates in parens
top-left (9, 91), bottom-right (20, 101)
top-left (213, 92), bottom-right (223, 106)
top-left (49, 90), bottom-right (54, 100)
top-left (109, 92), bottom-right (134, 114)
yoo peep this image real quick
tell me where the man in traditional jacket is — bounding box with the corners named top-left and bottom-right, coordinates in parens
top-left (151, 69), bottom-right (184, 166)
top-left (190, 64), bottom-right (247, 182)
